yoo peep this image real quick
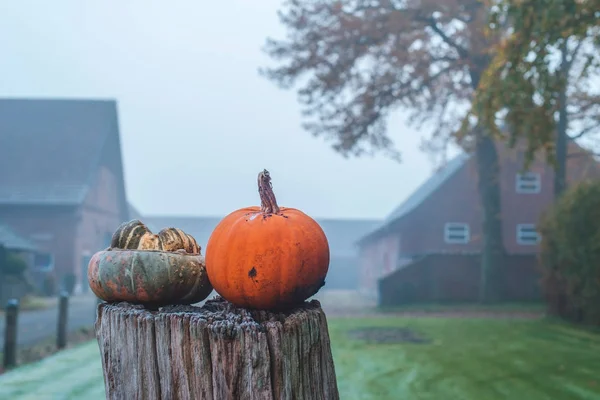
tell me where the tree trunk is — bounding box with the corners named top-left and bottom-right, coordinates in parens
top-left (95, 297), bottom-right (339, 400)
top-left (475, 132), bottom-right (506, 303)
top-left (555, 41), bottom-right (569, 199)
top-left (469, 62), bottom-right (506, 303)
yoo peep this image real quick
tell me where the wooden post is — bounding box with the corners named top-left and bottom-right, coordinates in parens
top-left (3, 299), bottom-right (19, 369)
top-left (56, 291), bottom-right (69, 349)
top-left (95, 297), bottom-right (339, 400)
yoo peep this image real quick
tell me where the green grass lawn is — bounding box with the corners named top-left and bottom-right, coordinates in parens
top-left (332, 317), bottom-right (600, 400)
top-left (1, 316), bottom-right (599, 400)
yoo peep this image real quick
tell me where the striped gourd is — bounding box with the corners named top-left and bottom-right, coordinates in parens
top-left (110, 219), bottom-right (201, 254)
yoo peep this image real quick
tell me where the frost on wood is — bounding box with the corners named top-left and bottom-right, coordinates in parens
top-left (95, 297), bottom-right (339, 400)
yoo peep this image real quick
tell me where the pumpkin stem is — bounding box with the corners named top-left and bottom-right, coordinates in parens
top-left (258, 169), bottom-right (281, 214)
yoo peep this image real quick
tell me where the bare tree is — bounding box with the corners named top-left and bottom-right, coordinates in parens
top-left (262, 0), bottom-right (506, 302)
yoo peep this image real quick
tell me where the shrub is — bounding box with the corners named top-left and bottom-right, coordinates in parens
top-left (1, 252), bottom-right (29, 276)
top-left (539, 180), bottom-right (600, 326)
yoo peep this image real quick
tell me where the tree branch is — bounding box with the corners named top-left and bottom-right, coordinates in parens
top-left (421, 16), bottom-right (470, 59)
top-left (261, 0), bottom-right (488, 160)
top-left (563, 40), bottom-right (583, 72)
top-left (568, 125), bottom-right (599, 140)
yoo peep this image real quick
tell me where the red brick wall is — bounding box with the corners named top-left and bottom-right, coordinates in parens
top-left (75, 165), bottom-right (124, 291)
top-left (358, 233), bottom-right (400, 299)
top-left (358, 241), bottom-right (379, 298)
top-left (396, 144), bottom-right (556, 255)
top-left (0, 206), bottom-right (78, 278)
top-left (498, 148), bottom-right (552, 254)
top-left (359, 142), bottom-right (600, 292)
top-left (0, 165), bottom-right (124, 292)
top-left (397, 162), bottom-right (484, 254)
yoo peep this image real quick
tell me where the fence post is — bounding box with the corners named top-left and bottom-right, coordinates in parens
top-left (3, 298), bottom-right (19, 369)
top-left (56, 291), bottom-right (69, 350)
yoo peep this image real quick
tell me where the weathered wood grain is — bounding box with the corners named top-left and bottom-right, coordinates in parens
top-left (95, 297), bottom-right (339, 400)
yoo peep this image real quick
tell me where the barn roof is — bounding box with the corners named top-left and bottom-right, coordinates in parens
top-left (358, 153), bottom-right (471, 244)
top-left (0, 223), bottom-right (38, 252)
top-left (383, 153), bottom-right (470, 224)
top-left (0, 98), bottom-right (121, 206)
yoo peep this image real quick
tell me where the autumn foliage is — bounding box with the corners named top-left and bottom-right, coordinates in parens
top-left (472, 0), bottom-right (600, 169)
top-left (262, 0), bottom-right (507, 302)
top-left (538, 180), bottom-right (600, 326)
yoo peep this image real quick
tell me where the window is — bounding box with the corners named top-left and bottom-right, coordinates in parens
top-left (33, 253), bottom-right (54, 271)
top-left (516, 172), bottom-right (541, 193)
top-left (444, 223), bottom-right (470, 244)
top-left (517, 224), bottom-right (540, 245)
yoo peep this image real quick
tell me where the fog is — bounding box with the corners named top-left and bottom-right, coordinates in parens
top-left (0, 0), bottom-right (459, 220)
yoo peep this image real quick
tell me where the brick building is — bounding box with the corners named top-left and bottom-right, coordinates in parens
top-left (0, 98), bottom-right (129, 293)
top-left (357, 141), bottom-right (600, 304)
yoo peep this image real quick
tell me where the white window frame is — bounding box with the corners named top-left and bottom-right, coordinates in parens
top-left (516, 172), bottom-right (541, 194)
top-left (444, 223), bottom-right (470, 244)
top-left (517, 224), bottom-right (540, 245)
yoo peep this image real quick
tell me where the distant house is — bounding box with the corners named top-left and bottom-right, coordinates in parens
top-left (313, 219), bottom-right (381, 289)
top-left (143, 215), bottom-right (380, 290)
top-left (358, 141), bottom-right (600, 305)
top-left (0, 98), bottom-right (129, 294)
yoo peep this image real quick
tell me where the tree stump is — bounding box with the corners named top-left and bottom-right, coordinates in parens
top-left (95, 297), bottom-right (339, 400)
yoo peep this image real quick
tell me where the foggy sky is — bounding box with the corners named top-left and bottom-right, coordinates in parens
top-left (0, 0), bottom-right (460, 220)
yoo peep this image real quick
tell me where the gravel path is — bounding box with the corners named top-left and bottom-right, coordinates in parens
top-left (0, 294), bottom-right (97, 348)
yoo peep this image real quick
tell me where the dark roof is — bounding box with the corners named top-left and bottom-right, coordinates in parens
top-left (0, 224), bottom-right (38, 252)
top-left (0, 98), bottom-right (120, 205)
top-left (142, 215), bottom-right (380, 258)
top-left (383, 154), bottom-right (469, 224)
top-left (358, 153), bottom-right (470, 244)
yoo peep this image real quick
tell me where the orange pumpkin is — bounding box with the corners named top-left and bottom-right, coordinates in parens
top-left (205, 169), bottom-right (330, 310)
